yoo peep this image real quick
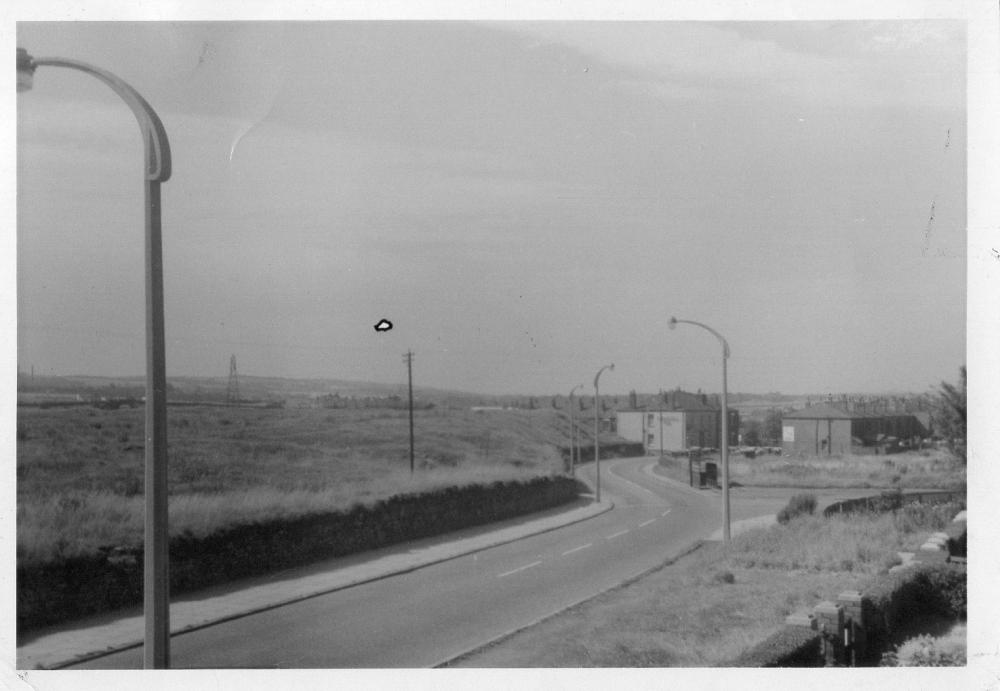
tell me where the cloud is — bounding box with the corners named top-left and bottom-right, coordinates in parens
top-left (495, 20), bottom-right (965, 110)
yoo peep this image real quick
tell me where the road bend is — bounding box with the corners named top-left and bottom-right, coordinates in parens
top-left (70, 456), bottom-right (722, 669)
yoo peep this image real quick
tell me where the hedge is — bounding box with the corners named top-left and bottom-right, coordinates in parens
top-left (823, 490), bottom-right (965, 518)
top-left (566, 442), bottom-right (645, 463)
top-left (859, 562), bottom-right (966, 665)
top-left (725, 559), bottom-right (966, 667)
top-left (727, 625), bottom-right (823, 667)
top-left (18, 475), bottom-right (582, 633)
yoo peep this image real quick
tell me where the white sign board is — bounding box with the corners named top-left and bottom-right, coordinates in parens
top-left (782, 425), bottom-right (795, 442)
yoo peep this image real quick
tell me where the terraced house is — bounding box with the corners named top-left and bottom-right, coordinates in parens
top-left (615, 389), bottom-right (739, 454)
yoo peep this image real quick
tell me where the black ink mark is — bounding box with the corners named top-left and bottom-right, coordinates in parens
top-left (374, 319), bottom-right (393, 333)
top-left (945, 128), bottom-right (950, 149)
top-left (992, 248), bottom-right (1000, 261)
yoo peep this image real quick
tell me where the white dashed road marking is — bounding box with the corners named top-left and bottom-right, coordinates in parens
top-left (562, 543), bottom-right (592, 556)
top-left (497, 561), bottom-right (542, 578)
top-left (606, 530), bottom-right (629, 540)
top-left (638, 519), bottom-right (656, 528)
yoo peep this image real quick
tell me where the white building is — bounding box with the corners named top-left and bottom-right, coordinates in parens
top-left (616, 389), bottom-right (738, 453)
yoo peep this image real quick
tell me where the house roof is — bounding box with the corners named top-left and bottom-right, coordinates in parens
top-left (783, 403), bottom-right (862, 420)
top-left (618, 400), bottom-right (718, 413)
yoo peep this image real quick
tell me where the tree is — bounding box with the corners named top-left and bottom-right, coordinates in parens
top-left (935, 366), bottom-right (966, 462)
top-left (741, 419), bottom-right (763, 447)
top-left (763, 408), bottom-right (784, 445)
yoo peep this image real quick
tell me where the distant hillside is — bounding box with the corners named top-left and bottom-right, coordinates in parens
top-left (16, 372), bottom-right (490, 407)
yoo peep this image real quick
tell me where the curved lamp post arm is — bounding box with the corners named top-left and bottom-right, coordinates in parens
top-left (594, 364), bottom-right (614, 388)
top-left (23, 54), bottom-right (171, 182)
top-left (669, 317), bottom-right (729, 359)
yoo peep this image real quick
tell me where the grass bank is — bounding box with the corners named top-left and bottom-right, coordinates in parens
top-left (17, 405), bottom-right (583, 567)
top-left (655, 449), bottom-right (964, 490)
top-left (450, 498), bottom-right (964, 667)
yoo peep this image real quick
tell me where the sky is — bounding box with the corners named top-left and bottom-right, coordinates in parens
top-left (11, 16), bottom-right (974, 396)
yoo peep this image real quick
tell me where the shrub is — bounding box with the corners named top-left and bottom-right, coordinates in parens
top-left (894, 501), bottom-right (965, 535)
top-left (713, 570), bottom-right (736, 584)
top-left (881, 625), bottom-right (966, 666)
top-left (728, 626), bottom-right (822, 667)
top-left (861, 563), bottom-right (966, 664)
top-left (777, 493), bottom-right (817, 524)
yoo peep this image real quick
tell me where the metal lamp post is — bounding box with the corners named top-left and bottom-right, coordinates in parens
top-left (568, 384), bottom-right (583, 475)
top-left (669, 317), bottom-right (731, 544)
top-left (593, 364), bottom-right (614, 503)
top-left (18, 48), bottom-right (173, 668)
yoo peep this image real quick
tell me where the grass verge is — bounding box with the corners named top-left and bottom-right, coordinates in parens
top-left (451, 499), bottom-right (964, 667)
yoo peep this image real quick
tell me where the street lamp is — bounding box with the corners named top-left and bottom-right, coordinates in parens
top-left (593, 363), bottom-right (614, 503)
top-left (568, 384), bottom-right (583, 475)
top-left (18, 48), bottom-right (173, 668)
top-left (669, 316), bottom-right (731, 544)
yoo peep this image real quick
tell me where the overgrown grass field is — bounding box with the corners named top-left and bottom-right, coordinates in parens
top-left (728, 449), bottom-right (964, 489)
top-left (452, 498), bottom-right (965, 667)
top-left (17, 404), bottom-right (576, 566)
top-left (655, 448), bottom-right (964, 491)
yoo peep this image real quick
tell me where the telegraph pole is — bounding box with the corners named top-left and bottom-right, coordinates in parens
top-left (403, 350), bottom-right (415, 474)
top-left (226, 354), bottom-right (239, 406)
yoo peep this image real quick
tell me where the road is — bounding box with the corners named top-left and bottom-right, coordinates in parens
top-left (69, 456), bottom-right (728, 668)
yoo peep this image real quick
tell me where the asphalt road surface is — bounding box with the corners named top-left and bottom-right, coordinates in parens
top-left (70, 457), bottom-right (726, 669)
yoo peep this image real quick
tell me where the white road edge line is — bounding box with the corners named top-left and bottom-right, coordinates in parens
top-left (638, 519), bottom-right (656, 528)
top-left (497, 561), bottom-right (542, 578)
top-left (561, 543), bottom-right (593, 556)
top-left (606, 529), bottom-right (629, 540)
top-left (662, 509), bottom-right (672, 517)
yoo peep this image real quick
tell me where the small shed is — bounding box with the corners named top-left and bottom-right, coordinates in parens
top-left (781, 403), bottom-right (861, 457)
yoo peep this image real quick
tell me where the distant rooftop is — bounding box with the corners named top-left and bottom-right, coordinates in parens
top-left (619, 389), bottom-right (720, 412)
top-left (782, 402), bottom-right (862, 420)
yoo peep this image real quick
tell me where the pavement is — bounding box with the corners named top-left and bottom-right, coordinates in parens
top-left (17, 474), bottom-right (782, 671)
top-left (17, 496), bottom-right (614, 670)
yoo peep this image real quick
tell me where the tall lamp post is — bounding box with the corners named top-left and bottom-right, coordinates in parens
top-left (593, 364), bottom-right (614, 503)
top-left (669, 317), bottom-right (731, 545)
top-left (18, 48), bottom-right (173, 668)
top-left (568, 384), bottom-right (583, 475)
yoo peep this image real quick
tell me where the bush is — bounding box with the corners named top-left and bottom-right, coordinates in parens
top-left (777, 493), bottom-right (817, 524)
top-left (713, 570), bottom-right (736, 584)
top-left (881, 625), bottom-right (966, 666)
top-left (861, 563), bottom-right (966, 664)
top-left (728, 626), bottom-right (822, 667)
top-left (894, 500), bottom-right (965, 535)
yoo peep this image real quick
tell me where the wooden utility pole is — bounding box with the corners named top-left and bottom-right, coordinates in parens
top-left (403, 350), bottom-right (415, 474)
